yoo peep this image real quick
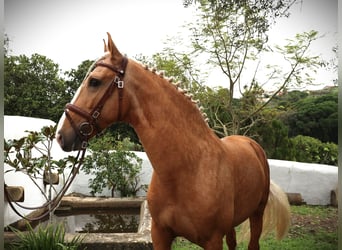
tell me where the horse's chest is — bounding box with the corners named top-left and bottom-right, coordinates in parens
top-left (147, 170), bottom-right (229, 239)
top-left (148, 190), bottom-right (221, 240)
top-left (149, 200), bottom-right (206, 239)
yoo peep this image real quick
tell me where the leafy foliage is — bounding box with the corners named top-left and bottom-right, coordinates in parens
top-left (4, 125), bottom-right (78, 202)
top-left (4, 54), bottom-right (66, 122)
top-left (286, 91), bottom-right (338, 143)
top-left (184, 0), bottom-right (297, 20)
top-left (256, 87), bottom-right (338, 165)
top-left (196, 86), bottom-right (231, 136)
top-left (6, 223), bottom-right (84, 250)
top-left (106, 123), bottom-right (142, 149)
top-left (4, 8), bottom-right (337, 166)
top-left (287, 135), bottom-right (337, 166)
top-left (179, 0), bottom-right (323, 135)
top-left (82, 134), bottom-right (145, 197)
top-left (199, 86), bottom-right (338, 165)
top-left (63, 59), bottom-right (94, 99)
top-left (256, 118), bottom-right (292, 160)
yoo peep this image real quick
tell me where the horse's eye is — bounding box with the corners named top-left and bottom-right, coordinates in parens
top-left (89, 78), bottom-right (101, 87)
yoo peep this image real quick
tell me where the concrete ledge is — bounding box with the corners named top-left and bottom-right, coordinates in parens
top-left (5, 198), bottom-right (152, 250)
top-left (64, 200), bottom-right (152, 250)
top-left (5, 186), bottom-right (25, 202)
top-left (59, 196), bottom-right (145, 209)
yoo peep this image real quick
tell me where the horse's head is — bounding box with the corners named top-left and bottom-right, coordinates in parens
top-left (56, 33), bottom-right (128, 151)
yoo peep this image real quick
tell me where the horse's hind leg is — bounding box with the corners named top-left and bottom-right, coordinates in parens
top-left (226, 228), bottom-right (237, 250)
top-left (248, 211), bottom-right (263, 250)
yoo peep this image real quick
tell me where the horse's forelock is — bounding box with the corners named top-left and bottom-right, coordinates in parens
top-left (82, 52), bottom-right (111, 82)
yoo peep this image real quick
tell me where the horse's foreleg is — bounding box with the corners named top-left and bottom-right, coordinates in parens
top-left (203, 233), bottom-right (224, 250)
top-left (226, 228), bottom-right (237, 250)
top-left (151, 219), bottom-right (174, 250)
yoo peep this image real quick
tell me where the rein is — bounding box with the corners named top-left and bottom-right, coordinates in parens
top-left (4, 149), bottom-right (86, 221)
top-left (65, 56), bottom-right (128, 149)
top-left (5, 56), bottom-right (128, 222)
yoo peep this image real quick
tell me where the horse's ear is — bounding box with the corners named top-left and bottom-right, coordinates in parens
top-left (106, 32), bottom-right (121, 58)
top-left (103, 39), bottom-right (108, 52)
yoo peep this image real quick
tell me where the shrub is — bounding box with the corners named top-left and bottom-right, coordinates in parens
top-left (83, 135), bottom-right (145, 197)
top-left (6, 223), bottom-right (84, 250)
top-left (4, 125), bottom-right (79, 220)
top-left (287, 135), bottom-right (337, 166)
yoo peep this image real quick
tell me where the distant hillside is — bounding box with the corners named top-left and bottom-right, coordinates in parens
top-left (270, 86), bottom-right (338, 144)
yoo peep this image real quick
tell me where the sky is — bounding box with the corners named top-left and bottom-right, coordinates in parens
top-left (5, 0), bottom-right (195, 70)
top-left (5, 0), bottom-right (338, 91)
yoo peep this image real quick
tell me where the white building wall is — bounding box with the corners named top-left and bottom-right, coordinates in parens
top-left (4, 116), bottom-right (338, 226)
top-left (269, 159), bottom-right (338, 205)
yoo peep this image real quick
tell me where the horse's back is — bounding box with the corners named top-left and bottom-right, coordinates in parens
top-left (220, 135), bottom-right (270, 225)
top-left (221, 135), bottom-right (268, 165)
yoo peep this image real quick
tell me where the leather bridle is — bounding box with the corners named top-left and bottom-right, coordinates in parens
top-left (64, 56), bottom-right (128, 149)
top-left (5, 57), bottom-right (129, 221)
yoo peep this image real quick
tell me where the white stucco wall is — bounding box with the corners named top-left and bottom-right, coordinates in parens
top-left (269, 159), bottom-right (338, 205)
top-left (4, 116), bottom-right (69, 225)
top-left (4, 116), bottom-right (338, 226)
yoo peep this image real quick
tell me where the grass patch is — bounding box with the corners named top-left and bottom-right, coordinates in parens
top-left (172, 205), bottom-right (337, 250)
top-left (5, 223), bottom-right (85, 250)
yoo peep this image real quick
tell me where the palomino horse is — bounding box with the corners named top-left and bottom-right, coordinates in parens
top-left (56, 33), bottom-right (291, 250)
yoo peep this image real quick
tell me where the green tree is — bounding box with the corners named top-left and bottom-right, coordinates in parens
top-left (286, 89), bottom-right (338, 143)
top-left (4, 54), bottom-right (66, 122)
top-left (183, 0), bottom-right (298, 17)
top-left (253, 88), bottom-right (338, 163)
top-left (106, 123), bottom-right (142, 149)
top-left (287, 135), bottom-right (337, 165)
top-left (256, 118), bottom-right (291, 159)
top-left (64, 60), bottom-right (94, 89)
top-left (82, 135), bottom-right (144, 197)
top-left (270, 89), bottom-right (309, 111)
top-left (196, 86), bottom-right (231, 136)
top-left (177, 0), bottom-right (322, 136)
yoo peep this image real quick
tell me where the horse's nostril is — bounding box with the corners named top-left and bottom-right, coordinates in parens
top-left (56, 132), bottom-right (64, 147)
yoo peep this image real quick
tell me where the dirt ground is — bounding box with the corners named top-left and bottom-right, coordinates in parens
top-left (289, 206), bottom-right (338, 236)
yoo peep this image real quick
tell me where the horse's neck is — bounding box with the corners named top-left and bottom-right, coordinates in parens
top-left (125, 62), bottom-right (218, 176)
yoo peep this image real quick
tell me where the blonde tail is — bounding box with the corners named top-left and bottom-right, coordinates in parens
top-left (238, 180), bottom-right (291, 242)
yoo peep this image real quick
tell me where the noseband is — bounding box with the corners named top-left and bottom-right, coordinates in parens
top-left (64, 57), bottom-right (128, 149)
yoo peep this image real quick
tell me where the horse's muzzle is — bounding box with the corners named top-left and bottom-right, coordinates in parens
top-left (56, 131), bottom-right (80, 152)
